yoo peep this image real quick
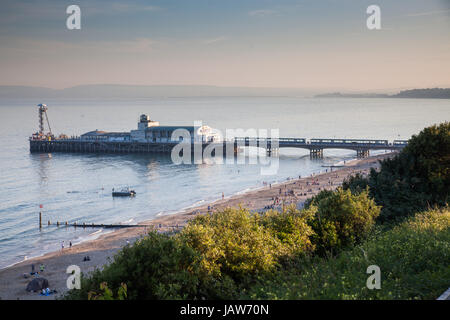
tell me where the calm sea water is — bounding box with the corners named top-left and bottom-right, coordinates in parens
top-left (0, 97), bottom-right (448, 269)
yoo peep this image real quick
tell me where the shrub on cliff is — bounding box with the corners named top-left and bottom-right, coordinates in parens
top-left (65, 232), bottom-right (203, 300)
top-left (343, 122), bottom-right (450, 222)
top-left (179, 206), bottom-right (319, 298)
top-left (305, 188), bottom-right (381, 255)
top-left (258, 206), bottom-right (315, 259)
top-left (180, 207), bottom-right (284, 279)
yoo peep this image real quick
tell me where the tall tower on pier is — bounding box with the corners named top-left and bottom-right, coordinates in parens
top-left (37, 103), bottom-right (52, 135)
top-left (130, 114), bottom-right (160, 142)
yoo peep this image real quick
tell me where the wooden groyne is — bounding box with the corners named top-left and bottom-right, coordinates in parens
top-left (40, 218), bottom-right (182, 231)
top-left (42, 220), bottom-right (149, 229)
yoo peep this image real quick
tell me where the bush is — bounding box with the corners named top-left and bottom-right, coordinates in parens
top-left (65, 232), bottom-right (203, 300)
top-left (178, 206), bottom-right (318, 298)
top-left (342, 173), bottom-right (369, 194)
top-left (259, 206), bottom-right (315, 259)
top-left (344, 122), bottom-right (450, 222)
top-left (306, 188), bottom-right (381, 254)
top-left (88, 282), bottom-right (127, 300)
top-left (179, 207), bottom-right (283, 280)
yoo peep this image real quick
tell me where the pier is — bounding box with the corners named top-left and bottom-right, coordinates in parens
top-left (29, 104), bottom-right (408, 159)
top-left (232, 137), bottom-right (407, 158)
top-left (30, 136), bottom-right (407, 159)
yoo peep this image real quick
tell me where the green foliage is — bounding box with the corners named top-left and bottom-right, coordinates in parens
top-left (65, 232), bottom-right (203, 300)
top-left (243, 208), bottom-right (450, 300)
top-left (180, 207), bottom-right (280, 280)
top-left (259, 205), bottom-right (315, 258)
top-left (342, 173), bottom-right (369, 194)
top-left (306, 188), bottom-right (381, 254)
top-left (179, 206), bottom-right (316, 280)
top-left (344, 122), bottom-right (450, 222)
top-left (88, 282), bottom-right (127, 300)
top-left (303, 189), bottom-right (334, 209)
top-left (65, 206), bottom-right (319, 300)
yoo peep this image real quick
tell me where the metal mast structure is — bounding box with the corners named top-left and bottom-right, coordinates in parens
top-left (37, 103), bottom-right (52, 136)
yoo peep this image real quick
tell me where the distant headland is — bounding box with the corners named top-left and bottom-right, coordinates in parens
top-left (0, 85), bottom-right (449, 99)
top-left (315, 88), bottom-right (450, 99)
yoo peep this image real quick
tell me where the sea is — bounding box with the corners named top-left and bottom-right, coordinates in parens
top-left (0, 96), bottom-right (448, 269)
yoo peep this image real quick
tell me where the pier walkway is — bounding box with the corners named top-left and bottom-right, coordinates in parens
top-left (30, 137), bottom-right (408, 159)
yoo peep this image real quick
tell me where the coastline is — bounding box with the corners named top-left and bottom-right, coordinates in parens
top-left (0, 152), bottom-right (394, 300)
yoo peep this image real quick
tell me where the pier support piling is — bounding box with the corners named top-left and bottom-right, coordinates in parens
top-left (266, 148), bottom-right (279, 156)
top-left (357, 149), bottom-right (370, 158)
top-left (310, 148), bottom-right (323, 159)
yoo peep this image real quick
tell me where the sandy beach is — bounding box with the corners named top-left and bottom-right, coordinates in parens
top-left (0, 152), bottom-right (394, 300)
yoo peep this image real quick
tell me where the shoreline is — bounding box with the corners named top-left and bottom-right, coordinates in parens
top-left (0, 152), bottom-right (394, 300)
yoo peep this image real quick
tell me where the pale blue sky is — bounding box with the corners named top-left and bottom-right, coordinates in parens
top-left (0, 0), bottom-right (449, 90)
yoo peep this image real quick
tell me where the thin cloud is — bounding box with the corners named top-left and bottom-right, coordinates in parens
top-left (406, 9), bottom-right (450, 17)
top-left (248, 9), bottom-right (277, 17)
top-left (0, 1), bottom-right (162, 27)
top-left (83, 2), bottom-right (162, 16)
top-left (110, 3), bottom-right (160, 13)
top-left (2, 37), bottom-right (157, 55)
top-left (203, 36), bottom-right (227, 44)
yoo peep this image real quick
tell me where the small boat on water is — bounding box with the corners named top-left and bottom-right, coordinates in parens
top-left (112, 187), bottom-right (136, 197)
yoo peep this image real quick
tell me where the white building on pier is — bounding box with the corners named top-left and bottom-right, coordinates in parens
top-left (81, 114), bottom-right (221, 143)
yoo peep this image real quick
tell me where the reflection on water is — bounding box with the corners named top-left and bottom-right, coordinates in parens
top-left (34, 153), bottom-right (52, 186)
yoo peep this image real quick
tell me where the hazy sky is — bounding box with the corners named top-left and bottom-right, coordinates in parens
top-left (0, 0), bottom-right (449, 91)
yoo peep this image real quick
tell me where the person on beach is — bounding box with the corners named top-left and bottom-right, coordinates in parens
top-left (69, 241), bottom-right (72, 249)
top-left (39, 264), bottom-right (44, 273)
top-left (222, 192), bottom-right (224, 200)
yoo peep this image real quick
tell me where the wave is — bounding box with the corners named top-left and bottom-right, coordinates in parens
top-left (121, 218), bottom-right (134, 224)
top-left (333, 157), bottom-right (358, 166)
top-left (89, 229), bottom-right (103, 236)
